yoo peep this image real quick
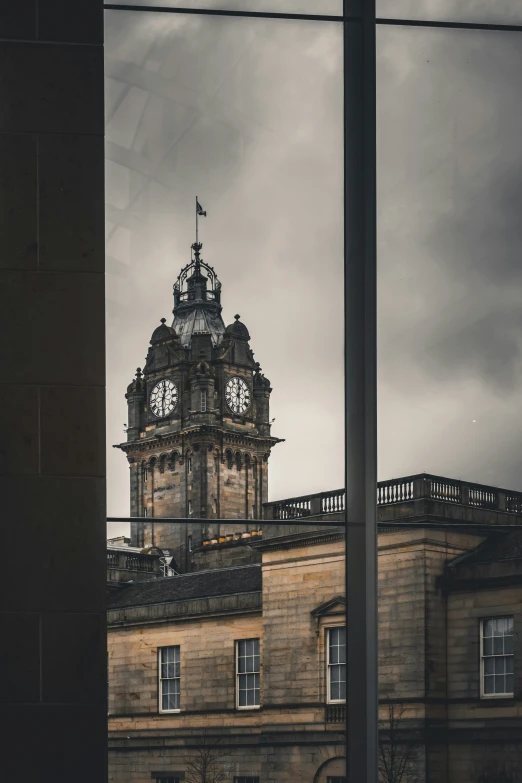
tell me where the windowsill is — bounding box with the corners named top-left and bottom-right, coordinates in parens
top-left (480, 693), bottom-right (514, 701)
top-left (236, 705), bottom-right (261, 711)
top-left (159, 709), bottom-right (181, 714)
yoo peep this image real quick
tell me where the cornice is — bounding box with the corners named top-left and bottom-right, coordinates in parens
top-left (252, 530), bottom-right (345, 552)
top-left (114, 425), bottom-right (282, 455)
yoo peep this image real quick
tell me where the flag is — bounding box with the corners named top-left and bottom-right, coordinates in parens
top-left (196, 200), bottom-right (207, 217)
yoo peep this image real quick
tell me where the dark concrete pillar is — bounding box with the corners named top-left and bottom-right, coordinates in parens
top-left (344, 1), bottom-right (378, 781)
top-left (0, 3), bottom-right (106, 781)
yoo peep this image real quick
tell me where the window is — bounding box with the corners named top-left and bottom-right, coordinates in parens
top-left (327, 778), bottom-right (347, 783)
top-left (236, 639), bottom-right (260, 709)
top-left (188, 500), bottom-right (193, 517)
top-left (327, 627), bottom-right (346, 703)
top-left (188, 534), bottom-right (192, 552)
top-left (481, 617), bottom-right (514, 697)
top-left (234, 778), bottom-right (259, 783)
top-left (187, 456), bottom-right (192, 473)
top-left (201, 389), bottom-right (207, 412)
top-left (156, 778), bottom-right (180, 783)
top-left (159, 646), bottom-right (180, 712)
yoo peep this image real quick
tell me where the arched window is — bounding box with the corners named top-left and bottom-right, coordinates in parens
top-left (187, 453), bottom-right (192, 474)
top-left (200, 389), bottom-right (207, 412)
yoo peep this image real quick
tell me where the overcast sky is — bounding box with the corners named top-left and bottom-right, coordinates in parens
top-left (105, 10), bottom-right (522, 521)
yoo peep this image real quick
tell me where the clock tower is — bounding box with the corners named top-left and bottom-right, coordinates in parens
top-left (115, 241), bottom-right (282, 570)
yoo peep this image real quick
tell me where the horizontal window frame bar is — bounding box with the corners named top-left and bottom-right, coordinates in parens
top-left (107, 516), bottom-right (522, 533)
top-left (107, 515), bottom-right (346, 526)
top-left (103, 4), bottom-right (522, 32)
top-left (103, 4), bottom-right (348, 22)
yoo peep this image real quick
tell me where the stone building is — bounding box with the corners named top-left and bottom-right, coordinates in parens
top-left (114, 242), bottom-right (282, 571)
top-left (107, 474), bottom-right (522, 783)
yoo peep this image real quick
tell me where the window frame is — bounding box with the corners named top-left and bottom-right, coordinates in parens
top-left (326, 626), bottom-right (346, 705)
top-left (235, 638), bottom-right (261, 711)
top-left (480, 616), bottom-right (515, 700)
top-left (200, 389), bottom-right (207, 412)
top-left (158, 645), bottom-right (181, 714)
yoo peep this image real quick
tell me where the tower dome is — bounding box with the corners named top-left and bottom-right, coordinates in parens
top-left (172, 242), bottom-right (225, 348)
top-left (150, 318), bottom-right (178, 344)
top-left (225, 314), bottom-right (250, 342)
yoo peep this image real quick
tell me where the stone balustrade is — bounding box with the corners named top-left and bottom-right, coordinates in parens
top-left (263, 473), bottom-right (520, 521)
top-left (107, 549), bottom-right (160, 574)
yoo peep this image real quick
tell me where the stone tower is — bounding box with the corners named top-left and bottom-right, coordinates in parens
top-left (115, 241), bottom-right (282, 570)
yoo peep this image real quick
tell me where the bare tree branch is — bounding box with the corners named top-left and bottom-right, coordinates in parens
top-left (183, 735), bottom-right (232, 783)
top-left (379, 703), bottom-right (422, 783)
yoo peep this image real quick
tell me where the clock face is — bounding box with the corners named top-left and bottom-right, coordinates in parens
top-left (225, 376), bottom-right (251, 415)
top-left (149, 379), bottom-right (178, 418)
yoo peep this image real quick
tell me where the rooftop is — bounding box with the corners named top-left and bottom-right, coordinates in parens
top-left (107, 563), bottom-right (261, 609)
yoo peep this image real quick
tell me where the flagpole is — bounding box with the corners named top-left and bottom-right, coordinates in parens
top-left (196, 195), bottom-right (198, 245)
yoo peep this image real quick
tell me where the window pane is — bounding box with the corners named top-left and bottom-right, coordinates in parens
top-left (377, 15), bottom-right (521, 779)
top-left (106, 0), bottom-right (345, 774)
top-left (377, 0), bottom-right (522, 24)
top-left (484, 676), bottom-right (494, 695)
top-left (493, 637), bottom-right (504, 656)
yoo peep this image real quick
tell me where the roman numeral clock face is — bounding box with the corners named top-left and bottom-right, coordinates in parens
top-left (149, 379), bottom-right (178, 418)
top-left (225, 376), bottom-right (251, 415)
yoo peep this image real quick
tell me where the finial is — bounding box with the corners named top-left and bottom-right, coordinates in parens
top-left (160, 317), bottom-right (166, 324)
top-left (136, 367), bottom-right (142, 378)
top-left (234, 314), bottom-right (241, 321)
